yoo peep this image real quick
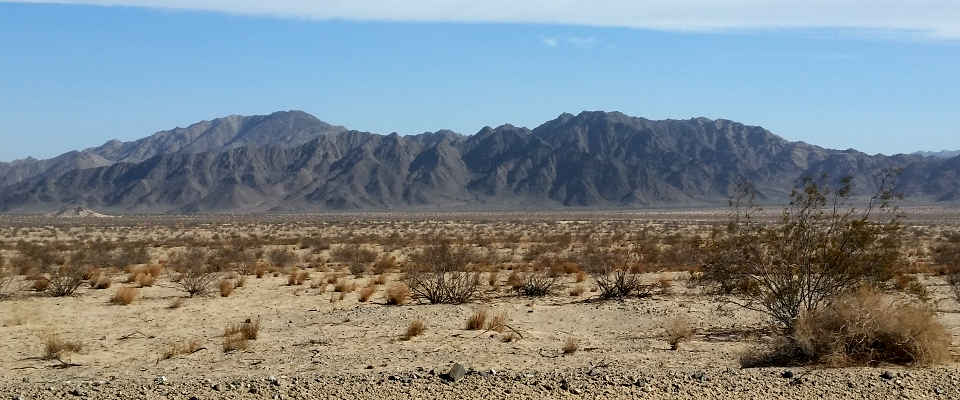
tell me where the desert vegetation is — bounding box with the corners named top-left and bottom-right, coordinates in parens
top-left (0, 198), bottom-right (957, 391)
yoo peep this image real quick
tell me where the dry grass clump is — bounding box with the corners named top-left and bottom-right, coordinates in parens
top-left (372, 256), bottom-right (398, 275)
top-left (32, 277), bottom-right (50, 292)
top-left (333, 280), bottom-right (356, 293)
top-left (657, 278), bottom-right (674, 295)
top-left (562, 337), bottom-right (579, 354)
top-left (92, 275), bottom-right (112, 289)
top-left (358, 286), bottom-right (376, 302)
top-left (402, 319), bottom-right (426, 340)
top-left (43, 333), bottom-right (82, 360)
top-left (223, 317), bottom-right (261, 353)
top-left (386, 284), bottom-right (410, 305)
top-left (569, 285), bottom-right (585, 296)
top-left (486, 311), bottom-right (508, 333)
top-left (219, 279), bottom-right (235, 297)
top-left (160, 339), bottom-right (203, 360)
top-left (664, 316), bottom-right (695, 350)
top-left (466, 309), bottom-right (487, 330)
top-left (110, 287), bottom-right (139, 305)
top-left (575, 271), bottom-right (586, 283)
top-left (487, 271), bottom-right (499, 286)
top-left (372, 274), bottom-right (387, 286)
top-left (135, 272), bottom-right (155, 287)
top-left (288, 270), bottom-right (309, 286)
top-left (741, 289), bottom-right (951, 368)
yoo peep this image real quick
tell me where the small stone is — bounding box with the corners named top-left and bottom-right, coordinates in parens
top-left (212, 384), bottom-right (223, 391)
top-left (781, 370), bottom-right (794, 379)
top-left (154, 376), bottom-right (168, 386)
top-left (365, 365), bottom-right (374, 370)
top-left (249, 386), bottom-right (260, 395)
top-left (14, 396), bottom-right (25, 400)
top-left (446, 363), bottom-right (467, 382)
top-left (569, 388), bottom-right (581, 395)
top-left (881, 371), bottom-right (894, 380)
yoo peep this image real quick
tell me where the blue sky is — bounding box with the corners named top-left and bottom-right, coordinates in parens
top-left (1, 1), bottom-right (958, 161)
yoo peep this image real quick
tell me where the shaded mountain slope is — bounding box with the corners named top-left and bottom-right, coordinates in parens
top-left (1, 111), bottom-right (956, 213)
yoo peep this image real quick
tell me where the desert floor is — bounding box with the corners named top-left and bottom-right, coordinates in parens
top-left (0, 212), bottom-right (959, 399)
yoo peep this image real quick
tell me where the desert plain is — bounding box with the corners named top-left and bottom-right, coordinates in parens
top-left (0, 210), bottom-right (958, 399)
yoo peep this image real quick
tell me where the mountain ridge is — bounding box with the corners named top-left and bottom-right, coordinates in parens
top-left (1, 110), bottom-right (957, 213)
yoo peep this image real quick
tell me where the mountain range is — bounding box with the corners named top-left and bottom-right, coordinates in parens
top-left (1, 110), bottom-right (958, 213)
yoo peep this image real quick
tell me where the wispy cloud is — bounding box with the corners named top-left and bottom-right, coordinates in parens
top-left (540, 36), bottom-right (598, 48)
top-left (6, 1), bottom-right (960, 39)
top-left (567, 36), bottom-right (598, 48)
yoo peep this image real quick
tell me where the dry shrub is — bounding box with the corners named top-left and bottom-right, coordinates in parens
top-left (562, 338), bottom-right (579, 354)
top-left (506, 271), bottom-right (523, 291)
top-left (569, 285), bottom-right (585, 296)
top-left (146, 264), bottom-right (164, 277)
top-left (43, 333), bottom-right (82, 360)
top-left (406, 239), bottom-right (481, 304)
top-left (487, 271), bottom-right (499, 286)
top-left (110, 287), bottom-right (138, 305)
top-left (160, 339), bottom-right (203, 360)
top-left (223, 333), bottom-right (249, 353)
top-left (81, 267), bottom-right (101, 281)
top-left (580, 245), bottom-right (650, 299)
top-left (168, 249), bottom-right (220, 296)
top-left (403, 319), bottom-right (426, 340)
top-left (741, 290), bottom-right (951, 368)
top-left (516, 270), bottom-right (558, 297)
top-left (223, 317), bottom-right (260, 353)
top-left (358, 286), bottom-right (376, 302)
top-left (219, 279), bottom-right (235, 297)
top-left (574, 271), bottom-right (586, 283)
top-left (135, 272), bottom-right (154, 287)
top-left (333, 280), bottom-right (356, 293)
top-left (658, 278), bottom-right (674, 295)
top-left (0, 267), bottom-right (15, 299)
top-left (466, 309), bottom-right (487, 330)
top-left (254, 263), bottom-right (268, 279)
top-left (93, 275), bottom-right (112, 289)
top-left (372, 274), bottom-right (387, 285)
top-left (235, 275), bottom-right (247, 288)
top-left (486, 311), bottom-right (508, 333)
top-left (372, 256), bottom-right (398, 275)
top-left (703, 176), bottom-right (904, 331)
top-left (386, 284), bottom-right (410, 305)
top-left (46, 264), bottom-right (87, 297)
top-left (287, 270), bottom-right (309, 286)
top-left (664, 316), bottom-right (695, 350)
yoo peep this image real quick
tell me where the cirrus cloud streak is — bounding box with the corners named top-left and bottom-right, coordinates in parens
top-left (6, 0), bottom-right (960, 39)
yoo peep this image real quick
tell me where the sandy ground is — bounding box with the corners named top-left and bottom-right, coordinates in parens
top-left (1, 270), bottom-right (959, 399)
top-left (0, 213), bottom-right (959, 399)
